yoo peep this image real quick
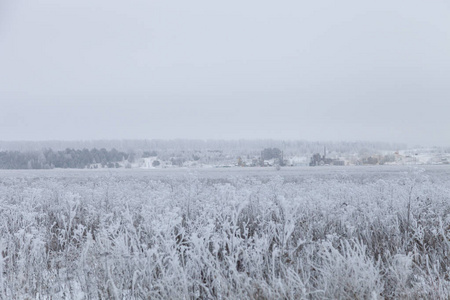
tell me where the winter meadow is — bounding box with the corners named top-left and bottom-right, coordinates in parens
top-left (2, 0), bottom-right (450, 298)
top-left (1, 162), bottom-right (449, 299)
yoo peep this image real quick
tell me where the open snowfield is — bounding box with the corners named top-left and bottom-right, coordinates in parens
top-left (0, 166), bottom-right (449, 299)
top-left (2, 164), bottom-right (450, 180)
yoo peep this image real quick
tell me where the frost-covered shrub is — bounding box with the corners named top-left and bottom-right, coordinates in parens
top-left (314, 240), bottom-right (383, 299)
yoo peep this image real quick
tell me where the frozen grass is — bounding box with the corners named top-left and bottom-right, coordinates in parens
top-left (0, 169), bottom-right (449, 299)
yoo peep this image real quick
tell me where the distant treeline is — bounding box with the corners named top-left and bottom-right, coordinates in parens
top-left (0, 139), bottom-right (408, 154)
top-left (0, 148), bottom-right (133, 169)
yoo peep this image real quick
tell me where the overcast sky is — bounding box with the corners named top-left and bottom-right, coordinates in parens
top-left (1, 0), bottom-right (449, 146)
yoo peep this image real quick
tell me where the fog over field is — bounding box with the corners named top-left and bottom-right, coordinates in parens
top-left (1, 0), bottom-right (450, 145)
top-left (1, 0), bottom-right (450, 299)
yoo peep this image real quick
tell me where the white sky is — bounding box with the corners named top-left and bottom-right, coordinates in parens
top-left (1, 0), bottom-right (449, 146)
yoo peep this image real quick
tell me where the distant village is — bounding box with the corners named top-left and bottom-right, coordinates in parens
top-left (1, 143), bottom-right (449, 170)
top-left (138, 147), bottom-right (450, 169)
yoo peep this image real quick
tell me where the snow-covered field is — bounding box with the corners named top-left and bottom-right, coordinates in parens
top-left (1, 166), bottom-right (449, 299)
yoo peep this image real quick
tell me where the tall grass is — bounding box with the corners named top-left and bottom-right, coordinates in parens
top-left (0, 170), bottom-right (449, 299)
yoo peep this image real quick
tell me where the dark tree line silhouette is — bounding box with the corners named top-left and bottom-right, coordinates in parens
top-left (0, 148), bottom-right (130, 169)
